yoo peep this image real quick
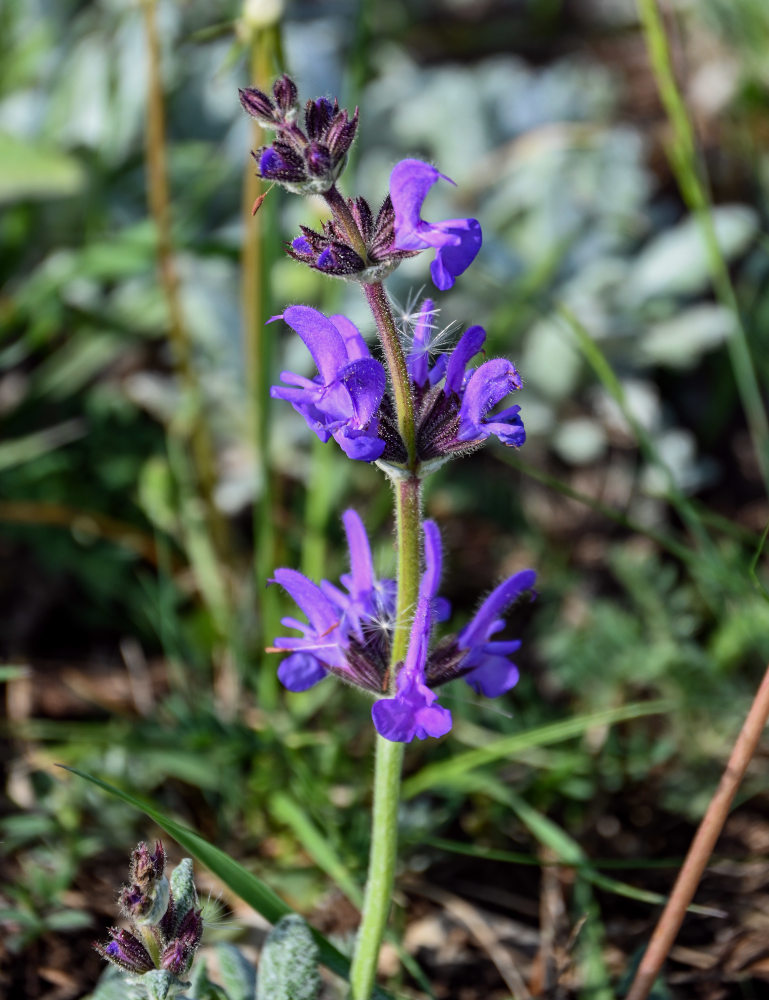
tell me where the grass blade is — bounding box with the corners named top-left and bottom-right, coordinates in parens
top-left (403, 701), bottom-right (669, 800)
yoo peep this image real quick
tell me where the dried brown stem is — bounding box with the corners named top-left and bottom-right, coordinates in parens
top-left (625, 664), bottom-right (769, 1000)
top-left (141, 0), bottom-right (229, 563)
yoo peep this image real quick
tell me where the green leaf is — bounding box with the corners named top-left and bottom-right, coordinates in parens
top-left (187, 957), bottom-right (228, 1000)
top-left (82, 966), bottom-right (142, 1000)
top-left (0, 420), bottom-right (84, 472)
top-left (402, 701), bottom-right (669, 799)
top-left (0, 665), bottom-right (28, 682)
top-left (0, 132), bottom-right (85, 203)
top-left (215, 943), bottom-right (256, 1000)
top-left (60, 767), bottom-right (393, 999)
top-left (168, 859), bottom-right (198, 936)
top-left (256, 915), bottom-right (320, 1000)
top-left (269, 792), bottom-right (362, 907)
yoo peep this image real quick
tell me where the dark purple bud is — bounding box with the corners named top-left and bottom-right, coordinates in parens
top-left (369, 196), bottom-right (402, 261)
top-left (130, 840), bottom-right (165, 883)
top-left (177, 906), bottom-right (204, 948)
top-left (258, 144), bottom-right (306, 183)
top-left (292, 235), bottom-right (313, 254)
top-left (161, 908), bottom-right (203, 974)
top-left (305, 141), bottom-right (332, 177)
top-left (95, 928), bottom-right (155, 974)
top-left (272, 74), bottom-right (298, 115)
top-left (120, 841), bottom-right (170, 925)
top-left (161, 939), bottom-right (189, 976)
top-left (119, 884), bottom-right (144, 915)
top-left (159, 892), bottom-right (177, 939)
top-left (239, 86), bottom-right (277, 125)
top-left (305, 97), bottom-right (336, 139)
top-left (326, 109), bottom-right (359, 160)
top-left (349, 196), bottom-right (373, 241)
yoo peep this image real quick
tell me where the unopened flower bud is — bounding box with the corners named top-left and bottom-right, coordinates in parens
top-left (306, 141), bottom-right (331, 177)
top-left (94, 927), bottom-right (154, 975)
top-left (272, 74), bottom-right (298, 117)
top-left (120, 841), bottom-right (170, 925)
top-left (241, 0), bottom-right (284, 32)
top-left (161, 908), bottom-right (203, 975)
top-left (239, 86), bottom-right (278, 128)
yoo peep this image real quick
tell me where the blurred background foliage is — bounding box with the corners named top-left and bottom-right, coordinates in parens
top-left (2, 0), bottom-right (769, 997)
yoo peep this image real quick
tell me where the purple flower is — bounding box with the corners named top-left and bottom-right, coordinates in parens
top-left (271, 509), bottom-right (396, 693)
top-left (390, 159), bottom-right (482, 291)
top-left (377, 306), bottom-right (525, 465)
top-left (270, 306), bottom-right (386, 461)
top-left (448, 328), bottom-right (526, 449)
top-left (371, 521), bottom-right (452, 742)
top-left (456, 570), bottom-right (537, 697)
top-left (271, 512), bottom-right (534, 742)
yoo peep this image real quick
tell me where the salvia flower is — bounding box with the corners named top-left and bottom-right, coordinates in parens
top-left (271, 511), bottom-right (535, 742)
top-left (240, 75), bottom-right (358, 194)
top-left (271, 300), bottom-right (524, 468)
top-left (269, 305), bottom-right (387, 461)
top-left (95, 841), bottom-right (203, 996)
top-left (378, 299), bottom-right (526, 470)
top-left (390, 159), bottom-right (482, 291)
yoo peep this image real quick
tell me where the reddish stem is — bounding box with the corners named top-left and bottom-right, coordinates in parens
top-left (625, 664), bottom-right (769, 1000)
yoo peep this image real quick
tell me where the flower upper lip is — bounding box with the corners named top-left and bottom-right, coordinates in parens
top-left (390, 158), bottom-right (483, 291)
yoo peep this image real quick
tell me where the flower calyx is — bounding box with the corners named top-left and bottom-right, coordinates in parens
top-left (288, 195), bottom-right (418, 282)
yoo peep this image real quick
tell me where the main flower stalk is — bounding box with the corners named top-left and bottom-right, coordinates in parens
top-left (349, 291), bottom-right (422, 998)
top-left (362, 282), bottom-right (416, 467)
top-left (242, 74), bottom-right (534, 999)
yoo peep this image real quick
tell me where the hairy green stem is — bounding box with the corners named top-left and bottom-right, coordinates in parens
top-left (363, 282), bottom-right (416, 466)
top-left (349, 735), bottom-right (404, 999)
top-left (349, 282), bottom-right (421, 997)
top-left (350, 476), bottom-right (421, 999)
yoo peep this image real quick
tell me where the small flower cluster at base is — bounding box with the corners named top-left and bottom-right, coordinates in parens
top-left (94, 842), bottom-right (203, 997)
top-left (270, 300), bottom-right (525, 470)
top-left (239, 75), bottom-right (357, 194)
top-left (288, 194), bottom-right (417, 282)
top-left (270, 510), bottom-right (535, 743)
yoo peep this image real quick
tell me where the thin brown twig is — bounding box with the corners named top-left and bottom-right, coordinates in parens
top-left (141, 0), bottom-right (229, 563)
top-left (0, 500), bottom-right (161, 565)
top-left (625, 664), bottom-right (769, 1000)
top-left (411, 881), bottom-right (533, 999)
